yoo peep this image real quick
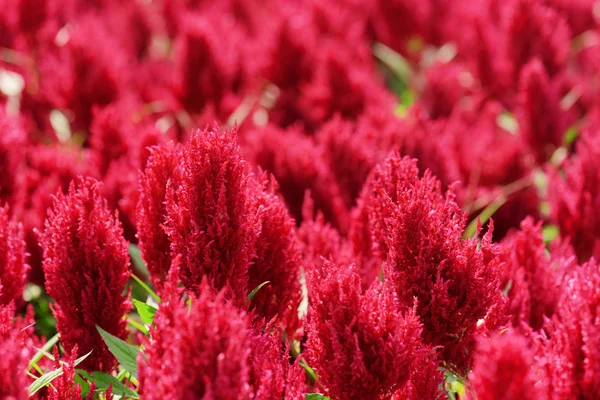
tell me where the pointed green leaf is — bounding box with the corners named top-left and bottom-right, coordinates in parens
top-left (247, 281), bottom-right (270, 301)
top-left (91, 371), bottom-right (139, 399)
top-left (96, 325), bottom-right (140, 379)
top-left (132, 299), bottom-right (158, 326)
top-left (28, 350), bottom-right (92, 395)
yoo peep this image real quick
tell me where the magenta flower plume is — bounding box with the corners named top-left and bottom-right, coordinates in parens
top-left (248, 174), bottom-right (302, 334)
top-left (0, 204), bottom-right (28, 306)
top-left (499, 217), bottom-right (576, 330)
top-left (248, 328), bottom-right (307, 399)
top-left (306, 260), bottom-right (435, 399)
top-left (165, 126), bottom-right (259, 303)
top-left (468, 330), bottom-right (548, 400)
top-left (46, 345), bottom-right (94, 400)
top-left (40, 177), bottom-right (131, 372)
top-left (0, 304), bottom-right (29, 400)
top-left (543, 260), bottom-right (600, 398)
top-left (548, 130), bottom-right (600, 262)
top-left (356, 153), bottom-right (506, 372)
top-left (517, 59), bottom-right (569, 162)
top-left (137, 143), bottom-right (179, 288)
top-left (138, 280), bottom-right (252, 400)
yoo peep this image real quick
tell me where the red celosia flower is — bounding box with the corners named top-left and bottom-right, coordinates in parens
top-left (248, 174), bottom-right (302, 334)
top-left (0, 108), bottom-right (27, 203)
top-left (0, 303), bottom-right (30, 400)
top-left (517, 58), bottom-right (570, 162)
top-left (468, 330), bottom-right (548, 400)
top-left (548, 130), bottom-right (600, 263)
top-left (37, 15), bottom-right (131, 131)
top-left (298, 193), bottom-right (354, 280)
top-left (504, 0), bottom-right (571, 80)
top-left (138, 280), bottom-right (252, 400)
top-left (244, 124), bottom-right (350, 233)
top-left (45, 345), bottom-right (93, 400)
top-left (172, 14), bottom-right (243, 119)
top-left (306, 260), bottom-right (435, 399)
top-left (298, 42), bottom-right (394, 130)
top-left (12, 144), bottom-right (91, 282)
top-left (136, 143), bottom-right (179, 288)
top-left (40, 177), bottom-right (131, 372)
top-left (420, 61), bottom-right (474, 119)
top-left (499, 217), bottom-right (576, 330)
top-left (0, 204), bottom-right (28, 306)
top-left (248, 327), bottom-right (307, 399)
top-left (165, 126), bottom-right (259, 303)
top-left (355, 153), bottom-right (507, 372)
top-left (542, 259), bottom-right (600, 398)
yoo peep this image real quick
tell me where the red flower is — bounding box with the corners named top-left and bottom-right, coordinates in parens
top-left (0, 303), bottom-right (29, 400)
top-left (543, 260), bottom-right (600, 398)
top-left (306, 260), bottom-right (435, 399)
top-left (136, 143), bottom-right (179, 288)
top-left (164, 126), bottom-right (259, 304)
top-left (499, 217), bottom-right (576, 330)
top-left (248, 174), bottom-right (302, 334)
top-left (517, 59), bottom-right (570, 162)
top-left (138, 280), bottom-right (252, 400)
top-left (40, 177), bottom-right (131, 372)
top-left (356, 153), bottom-right (507, 372)
top-left (0, 204), bottom-right (28, 306)
top-left (548, 130), bottom-right (600, 263)
top-left (244, 124), bottom-right (350, 233)
top-left (468, 330), bottom-right (548, 400)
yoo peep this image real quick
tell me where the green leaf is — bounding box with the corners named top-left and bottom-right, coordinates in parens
top-left (91, 371), bottom-right (139, 399)
top-left (247, 281), bottom-right (270, 301)
top-left (542, 225), bottom-right (559, 243)
top-left (96, 325), bottom-right (140, 379)
top-left (305, 395), bottom-right (330, 400)
top-left (128, 243), bottom-right (149, 279)
top-left (563, 125), bottom-right (579, 145)
top-left (132, 299), bottom-right (158, 326)
top-left (463, 196), bottom-right (506, 239)
top-left (28, 333), bottom-right (60, 371)
top-left (28, 350), bottom-right (92, 395)
top-left (130, 273), bottom-right (161, 304)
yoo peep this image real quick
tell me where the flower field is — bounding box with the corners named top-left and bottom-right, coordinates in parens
top-left (2, 0), bottom-right (600, 399)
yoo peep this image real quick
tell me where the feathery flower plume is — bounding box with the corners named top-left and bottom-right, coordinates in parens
top-left (518, 59), bottom-right (569, 162)
top-left (306, 260), bottom-right (431, 399)
top-left (245, 124), bottom-right (350, 233)
top-left (138, 280), bottom-right (252, 400)
top-left (548, 130), bottom-right (600, 262)
top-left (0, 204), bottom-right (28, 306)
top-left (499, 217), bottom-right (576, 330)
top-left (0, 303), bottom-right (30, 400)
top-left (165, 126), bottom-right (259, 303)
top-left (357, 154), bottom-right (506, 372)
top-left (248, 174), bottom-right (302, 334)
top-left (136, 143), bottom-right (179, 288)
top-left (468, 330), bottom-right (548, 400)
top-left (543, 260), bottom-right (600, 398)
top-left (40, 177), bottom-right (131, 372)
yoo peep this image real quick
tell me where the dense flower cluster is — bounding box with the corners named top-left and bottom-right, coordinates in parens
top-left (39, 178), bottom-right (131, 372)
top-left (3, 0), bottom-right (600, 397)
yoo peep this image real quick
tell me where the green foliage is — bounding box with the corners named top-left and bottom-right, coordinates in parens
top-left (28, 350), bottom-right (92, 395)
top-left (247, 281), bottom-right (270, 301)
top-left (96, 325), bottom-right (140, 379)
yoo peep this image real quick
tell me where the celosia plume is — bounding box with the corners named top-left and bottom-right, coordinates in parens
top-left (468, 330), bottom-right (548, 400)
top-left (40, 177), bottom-right (131, 372)
top-left (355, 153), bottom-right (507, 372)
top-left (0, 303), bottom-right (29, 400)
top-left (0, 204), bottom-right (28, 306)
top-left (138, 280), bottom-right (252, 400)
top-left (164, 126), bottom-right (259, 303)
top-left (306, 260), bottom-right (437, 399)
top-left (136, 143), bottom-right (179, 288)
